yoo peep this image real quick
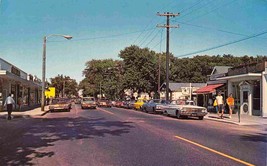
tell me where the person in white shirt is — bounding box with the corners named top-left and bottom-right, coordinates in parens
top-left (4, 94), bottom-right (15, 120)
top-left (216, 92), bottom-right (224, 119)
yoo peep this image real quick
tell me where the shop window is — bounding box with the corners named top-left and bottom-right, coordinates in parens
top-left (253, 81), bottom-right (260, 111)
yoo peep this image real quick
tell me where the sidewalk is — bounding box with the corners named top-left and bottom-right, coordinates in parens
top-left (0, 106), bottom-right (49, 119)
top-left (205, 112), bottom-right (267, 126)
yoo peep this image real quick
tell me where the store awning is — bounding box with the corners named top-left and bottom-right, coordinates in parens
top-left (194, 84), bottom-right (224, 94)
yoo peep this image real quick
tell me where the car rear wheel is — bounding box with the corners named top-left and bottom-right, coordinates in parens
top-left (198, 116), bottom-right (204, 120)
top-left (176, 110), bottom-right (181, 119)
top-left (153, 107), bottom-right (156, 114)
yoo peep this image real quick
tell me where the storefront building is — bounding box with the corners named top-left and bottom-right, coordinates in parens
top-left (194, 66), bottom-right (231, 109)
top-left (217, 61), bottom-right (267, 117)
top-left (0, 58), bottom-right (41, 111)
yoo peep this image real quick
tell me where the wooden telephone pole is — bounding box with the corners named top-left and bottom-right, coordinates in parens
top-left (157, 12), bottom-right (179, 101)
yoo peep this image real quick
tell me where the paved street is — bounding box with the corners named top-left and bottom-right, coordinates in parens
top-left (0, 104), bottom-right (266, 166)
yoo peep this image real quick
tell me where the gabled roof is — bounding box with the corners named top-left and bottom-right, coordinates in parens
top-left (211, 66), bottom-right (232, 75)
top-left (160, 82), bottom-right (206, 91)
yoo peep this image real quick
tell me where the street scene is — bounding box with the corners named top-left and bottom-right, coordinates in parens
top-left (0, 104), bottom-right (266, 166)
top-left (1, 0), bottom-right (267, 166)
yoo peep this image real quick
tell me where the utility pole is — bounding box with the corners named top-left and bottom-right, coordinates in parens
top-left (157, 12), bottom-right (179, 101)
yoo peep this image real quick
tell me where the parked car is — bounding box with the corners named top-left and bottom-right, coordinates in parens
top-left (49, 98), bottom-right (71, 112)
top-left (142, 99), bottom-right (168, 114)
top-left (126, 100), bottom-right (136, 109)
top-left (163, 99), bottom-right (208, 120)
top-left (115, 101), bottom-right (124, 107)
top-left (81, 97), bottom-right (97, 109)
top-left (97, 99), bottom-right (112, 107)
top-left (133, 99), bottom-right (146, 110)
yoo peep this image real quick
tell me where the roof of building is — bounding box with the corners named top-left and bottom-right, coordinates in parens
top-left (211, 66), bottom-right (232, 75)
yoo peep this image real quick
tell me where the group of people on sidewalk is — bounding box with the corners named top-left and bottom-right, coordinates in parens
top-left (213, 92), bottom-right (235, 119)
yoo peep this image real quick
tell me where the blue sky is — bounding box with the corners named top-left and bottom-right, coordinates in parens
top-left (0, 0), bottom-right (267, 83)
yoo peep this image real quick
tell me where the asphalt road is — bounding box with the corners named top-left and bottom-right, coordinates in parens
top-left (0, 104), bottom-right (266, 166)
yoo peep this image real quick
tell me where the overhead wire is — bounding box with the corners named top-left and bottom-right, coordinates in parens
top-left (144, 29), bottom-right (162, 48)
top-left (132, 0), bottom-right (179, 45)
top-left (180, 0), bottom-right (238, 23)
top-left (48, 27), bottom-right (156, 42)
top-left (176, 0), bottom-right (216, 21)
top-left (173, 21), bottom-right (267, 39)
top-left (176, 30), bottom-right (267, 58)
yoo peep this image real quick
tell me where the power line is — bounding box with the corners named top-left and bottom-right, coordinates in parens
top-left (179, 0), bottom-right (203, 13)
top-left (177, 0), bottom-right (215, 21)
top-left (48, 28), bottom-right (156, 42)
top-left (181, 0), bottom-right (237, 23)
top-left (132, 0), bottom-right (179, 45)
top-left (144, 29), bottom-right (162, 48)
top-left (139, 27), bottom-right (158, 46)
top-left (174, 21), bottom-right (267, 39)
top-left (176, 30), bottom-right (267, 58)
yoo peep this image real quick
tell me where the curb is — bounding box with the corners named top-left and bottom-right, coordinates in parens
top-left (204, 116), bottom-right (265, 126)
top-left (0, 110), bottom-right (50, 120)
top-left (204, 117), bottom-right (242, 125)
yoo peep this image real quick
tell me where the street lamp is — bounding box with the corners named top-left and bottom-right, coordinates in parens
top-left (41, 34), bottom-right (72, 111)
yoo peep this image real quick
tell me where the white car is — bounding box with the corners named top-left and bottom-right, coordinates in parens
top-left (163, 100), bottom-right (207, 120)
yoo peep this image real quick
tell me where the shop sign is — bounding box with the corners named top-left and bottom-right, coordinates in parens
top-left (28, 74), bottom-right (33, 81)
top-left (240, 85), bottom-right (250, 91)
top-left (11, 66), bottom-right (20, 77)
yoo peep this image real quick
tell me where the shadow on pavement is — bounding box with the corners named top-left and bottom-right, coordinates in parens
top-left (0, 117), bottom-right (134, 165)
top-left (240, 132), bottom-right (267, 143)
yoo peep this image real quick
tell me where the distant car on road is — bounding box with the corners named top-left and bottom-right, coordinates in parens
top-left (114, 101), bottom-right (124, 107)
top-left (81, 97), bottom-right (97, 109)
top-left (163, 99), bottom-right (207, 120)
top-left (49, 98), bottom-right (71, 112)
top-left (134, 99), bottom-right (146, 110)
top-left (142, 99), bottom-right (168, 114)
top-left (122, 100), bottom-right (136, 109)
top-left (97, 99), bottom-right (112, 107)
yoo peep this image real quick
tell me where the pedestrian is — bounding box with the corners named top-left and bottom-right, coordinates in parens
top-left (46, 97), bottom-right (50, 105)
top-left (4, 94), bottom-right (15, 120)
top-left (213, 98), bottom-right (218, 114)
top-left (226, 93), bottom-right (235, 119)
top-left (18, 96), bottom-right (22, 111)
top-left (216, 92), bottom-right (224, 119)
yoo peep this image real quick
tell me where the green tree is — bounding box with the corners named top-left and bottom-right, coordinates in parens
top-left (80, 59), bottom-right (123, 99)
top-left (119, 45), bottom-right (159, 94)
top-left (50, 75), bottom-right (78, 97)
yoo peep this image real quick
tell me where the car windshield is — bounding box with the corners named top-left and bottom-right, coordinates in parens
top-left (51, 98), bottom-right (68, 104)
top-left (83, 97), bottom-right (94, 101)
top-left (185, 100), bottom-right (195, 105)
top-left (170, 100), bottom-right (186, 105)
top-left (153, 99), bottom-right (160, 103)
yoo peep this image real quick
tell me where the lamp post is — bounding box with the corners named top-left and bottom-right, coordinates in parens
top-left (41, 34), bottom-right (72, 111)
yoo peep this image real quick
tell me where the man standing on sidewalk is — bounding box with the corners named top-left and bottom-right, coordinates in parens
top-left (4, 94), bottom-right (15, 120)
top-left (226, 93), bottom-right (235, 119)
top-left (216, 92), bottom-right (224, 119)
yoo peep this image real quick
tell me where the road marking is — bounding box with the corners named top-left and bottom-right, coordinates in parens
top-left (174, 135), bottom-right (255, 166)
top-left (97, 107), bottom-right (114, 115)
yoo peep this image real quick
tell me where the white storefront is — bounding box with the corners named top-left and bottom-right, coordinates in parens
top-left (0, 58), bottom-right (41, 111)
top-left (217, 61), bottom-right (267, 117)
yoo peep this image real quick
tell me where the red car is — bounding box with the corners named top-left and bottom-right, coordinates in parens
top-left (97, 99), bottom-right (112, 107)
top-left (115, 101), bottom-right (124, 107)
